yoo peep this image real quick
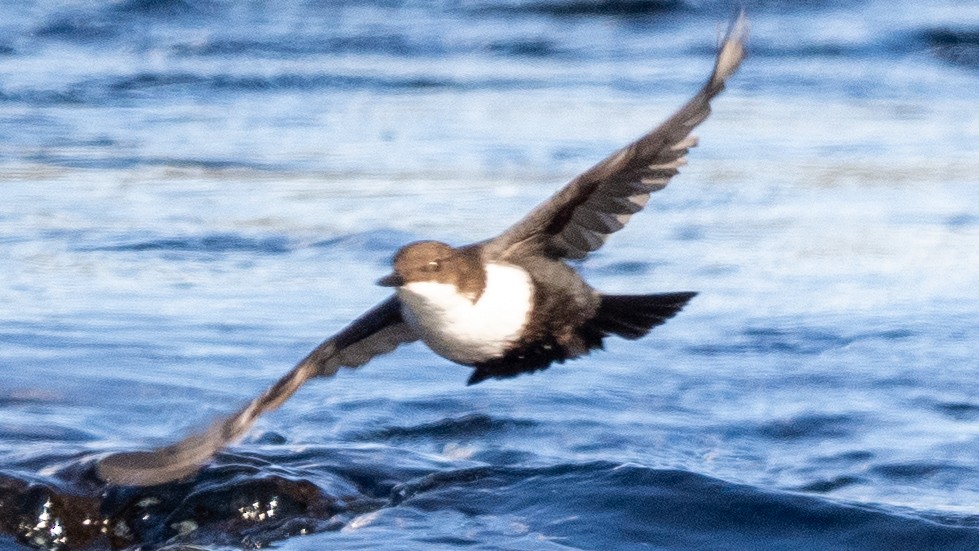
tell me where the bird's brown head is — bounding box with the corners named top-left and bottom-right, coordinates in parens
top-left (377, 241), bottom-right (485, 299)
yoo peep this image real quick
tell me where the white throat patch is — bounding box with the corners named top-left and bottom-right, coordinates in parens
top-left (397, 262), bottom-right (533, 365)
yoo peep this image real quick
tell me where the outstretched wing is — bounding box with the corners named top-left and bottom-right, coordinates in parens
top-left (485, 13), bottom-right (748, 261)
top-left (97, 296), bottom-right (415, 486)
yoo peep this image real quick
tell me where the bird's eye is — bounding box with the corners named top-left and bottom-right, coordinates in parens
top-left (422, 260), bottom-right (441, 272)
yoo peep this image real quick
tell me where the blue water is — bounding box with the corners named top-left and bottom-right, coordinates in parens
top-left (2, 0), bottom-right (979, 549)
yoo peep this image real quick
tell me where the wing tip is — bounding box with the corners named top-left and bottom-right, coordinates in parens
top-left (709, 9), bottom-right (749, 91)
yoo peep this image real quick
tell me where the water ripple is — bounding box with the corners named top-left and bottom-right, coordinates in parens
top-left (78, 233), bottom-right (294, 254)
top-left (354, 413), bottom-right (536, 441)
top-left (921, 27), bottom-right (979, 69)
top-left (2, 450), bottom-right (979, 549)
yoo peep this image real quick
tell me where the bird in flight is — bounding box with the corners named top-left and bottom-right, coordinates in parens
top-left (98, 13), bottom-right (748, 486)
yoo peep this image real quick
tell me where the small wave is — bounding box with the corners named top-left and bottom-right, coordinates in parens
top-left (171, 34), bottom-right (440, 59)
top-left (81, 233), bottom-right (294, 254)
top-left (797, 475), bottom-right (864, 493)
top-left (689, 323), bottom-right (915, 357)
top-left (33, 0), bottom-right (218, 43)
top-left (21, 151), bottom-right (283, 170)
top-left (484, 38), bottom-right (563, 58)
top-left (934, 401), bottom-right (979, 421)
top-left (871, 461), bottom-right (973, 482)
top-left (112, 0), bottom-right (216, 18)
top-left (311, 229), bottom-right (416, 254)
top-left (741, 326), bottom-right (852, 354)
top-left (355, 413), bottom-right (536, 441)
top-left (3, 458), bottom-right (979, 550)
top-left (753, 412), bottom-right (859, 441)
top-left (0, 424), bottom-right (94, 444)
top-left (946, 213), bottom-right (979, 229)
top-left (22, 71), bottom-right (535, 105)
top-left (688, 324), bottom-right (851, 356)
top-left (392, 462), bottom-right (979, 550)
top-left (920, 27), bottom-right (979, 69)
top-left (76, 228), bottom-right (411, 258)
top-left (0, 390), bottom-right (62, 408)
top-left (0, 86), bottom-right (87, 106)
top-left (590, 259), bottom-right (657, 276)
top-left (466, 0), bottom-right (689, 17)
top-left (33, 16), bottom-right (118, 42)
top-left (732, 42), bottom-right (885, 59)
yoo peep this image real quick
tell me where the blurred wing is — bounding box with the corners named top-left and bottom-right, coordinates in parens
top-left (486, 13), bottom-right (747, 261)
top-left (97, 296), bottom-right (415, 486)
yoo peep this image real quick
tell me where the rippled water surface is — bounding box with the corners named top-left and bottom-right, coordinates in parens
top-left (2, 0), bottom-right (979, 549)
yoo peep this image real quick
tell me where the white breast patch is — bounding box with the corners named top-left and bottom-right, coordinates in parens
top-left (397, 263), bottom-right (534, 365)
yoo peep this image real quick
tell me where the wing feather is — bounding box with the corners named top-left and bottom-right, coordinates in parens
top-left (97, 296), bottom-right (415, 486)
top-left (486, 13), bottom-right (748, 261)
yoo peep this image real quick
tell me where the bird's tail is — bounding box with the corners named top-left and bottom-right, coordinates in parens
top-left (589, 292), bottom-right (697, 340)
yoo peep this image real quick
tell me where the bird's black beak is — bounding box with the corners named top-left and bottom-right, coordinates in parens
top-left (376, 273), bottom-right (404, 287)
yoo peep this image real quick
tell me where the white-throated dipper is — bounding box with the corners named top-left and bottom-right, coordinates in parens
top-left (98, 14), bottom-right (748, 486)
